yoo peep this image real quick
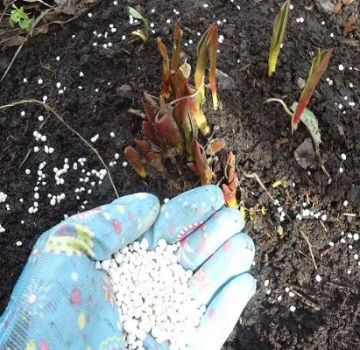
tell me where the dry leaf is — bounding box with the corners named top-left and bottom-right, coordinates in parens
top-left (117, 84), bottom-right (132, 92)
top-left (342, 0), bottom-right (355, 5)
top-left (344, 15), bottom-right (358, 33)
top-left (1, 35), bottom-right (28, 50)
top-left (333, 1), bottom-right (343, 13)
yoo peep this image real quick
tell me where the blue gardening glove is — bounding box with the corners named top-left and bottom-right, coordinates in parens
top-left (0, 185), bottom-right (256, 350)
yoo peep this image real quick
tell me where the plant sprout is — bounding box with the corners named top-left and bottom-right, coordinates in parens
top-left (128, 6), bottom-right (149, 42)
top-left (9, 5), bottom-right (34, 32)
top-left (268, 0), bottom-right (290, 77)
top-left (266, 48), bottom-right (332, 155)
top-left (292, 48), bottom-right (333, 130)
top-left (124, 20), bottom-right (223, 186)
top-left (221, 152), bottom-right (239, 208)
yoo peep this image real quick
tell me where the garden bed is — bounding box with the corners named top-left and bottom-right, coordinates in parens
top-left (1, 0), bottom-right (359, 348)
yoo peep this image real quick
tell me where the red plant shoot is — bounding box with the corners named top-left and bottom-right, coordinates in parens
top-left (292, 48), bottom-right (333, 130)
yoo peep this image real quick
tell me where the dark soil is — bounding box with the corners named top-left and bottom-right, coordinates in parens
top-left (1, 0), bottom-right (360, 349)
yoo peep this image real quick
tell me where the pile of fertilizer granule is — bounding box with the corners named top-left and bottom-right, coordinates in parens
top-left (97, 238), bottom-right (205, 350)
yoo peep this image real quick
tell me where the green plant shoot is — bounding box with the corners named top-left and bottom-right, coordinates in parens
top-left (265, 98), bottom-right (322, 156)
top-left (9, 5), bottom-right (34, 32)
top-left (268, 0), bottom-right (290, 77)
top-left (292, 48), bottom-right (333, 130)
top-left (128, 6), bottom-right (149, 42)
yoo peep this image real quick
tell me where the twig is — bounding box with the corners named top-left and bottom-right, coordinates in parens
top-left (289, 285), bottom-right (321, 311)
top-left (18, 148), bottom-right (32, 171)
top-left (320, 245), bottom-right (335, 258)
top-left (299, 229), bottom-right (318, 271)
top-left (0, 99), bottom-right (119, 198)
top-left (1, 9), bottom-right (51, 83)
top-left (320, 162), bottom-right (331, 182)
top-left (1, 6), bottom-right (88, 83)
top-left (325, 282), bottom-right (357, 294)
top-left (319, 220), bottom-right (328, 233)
top-left (0, 0), bottom-right (15, 23)
top-left (343, 212), bottom-right (356, 217)
top-left (240, 170), bottom-right (275, 202)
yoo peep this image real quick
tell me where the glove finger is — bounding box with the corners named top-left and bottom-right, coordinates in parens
top-left (176, 207), bottom-right (244, 270)
top-left (189, 233), bottom-right (254, 305)
top-left (46, 193), bottom-right (160, 260)
top-left (189, 273), bottom-right (256, 350)
top-left (147, 185), bottom-right (224, 249)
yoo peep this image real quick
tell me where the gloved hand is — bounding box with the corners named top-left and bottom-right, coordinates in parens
top-left (0, 185), bottom-right (256, 350)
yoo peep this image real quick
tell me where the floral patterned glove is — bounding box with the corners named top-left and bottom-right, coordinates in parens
top-left (0, 185), bottom-right (255, 350)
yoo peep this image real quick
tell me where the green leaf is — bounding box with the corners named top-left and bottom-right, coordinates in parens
top-left (128, 6), bottom-right (144, 20)
top-left (290, 102), bottom-right (322, 156)
top-left (9, 5), bottom-right (34, 32)
top-left (128, 6), bottom-right (149, 36)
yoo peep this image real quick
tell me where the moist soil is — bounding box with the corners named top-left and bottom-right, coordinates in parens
top-left (1, 0), bottom-right (360, 349)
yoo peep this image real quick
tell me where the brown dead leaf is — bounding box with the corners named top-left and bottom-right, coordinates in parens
top-left (342, 0), bottom-right (355, 5)
top-left (117, 84), bottom-right (132, 92)
top-left (333, 1), bottom-right (343, 13)
top-left (343, 15), bottom-right (358, 33)
top-left (1, 35), bottom-right (27, 50)
top-left (55, 0), bottom-right (99, 16)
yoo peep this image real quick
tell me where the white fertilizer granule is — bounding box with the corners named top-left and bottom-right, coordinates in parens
top-left (98, 238), bottom-right (205, 350)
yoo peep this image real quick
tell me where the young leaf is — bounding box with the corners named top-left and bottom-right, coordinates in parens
top-left (266, 98), bottom-right (322, 156)
top-left (124, 146), bottom-right (147, 178)
top-left (9, 5), bottom-right (34, 32)
top-left (222, 152), bottom-right (239, 208)
top-left (268, 0), bottom-right (290, 77)
top-left (290, 102), bottom-right (322, 156)
top-left (143, 92), bottom-right (158, 123)
top-left (134, 139), bottom-right (151, 153)
top-left (154, 96), bottom-right (183, 152)
top-left (208, 24), bottom-right (219, 110)
top-left (131, 30), bottom-right (148, 42)
top-left (190, 141), bottom-right (213, 184)
top-left (194, 29), bottom-right (208, 98)
top-left (172, 64), bottom-right (210, 136)
top-left (171, 19), bottom-right (183, 73)
top-left (157, 38), bottom-right (171, 98)
top-left (292, 48), bottom-right (333, 130)
top-left (128, 6), bottom-right (149, 42)
top-left (142, 121), bottom-right (156, 142)
top-left (128, 6), bottom-right (146, 21)
top-left (194, 24), bottom-right (219, 109)
top-left (145, 152), bottom-right (166, 173)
